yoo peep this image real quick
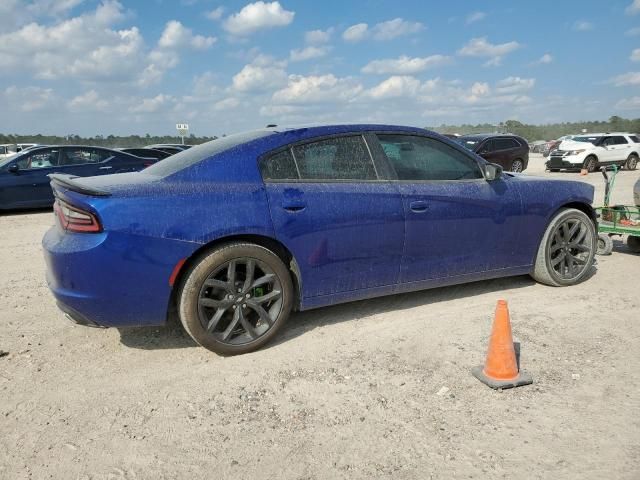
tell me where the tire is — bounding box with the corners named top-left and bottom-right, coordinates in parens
top-left (625, 154), bottom-right (638, 171)
top-left (628, 236), bottom-right (640, 253)
top-left (531, 208), bottom-right (596, 286)
top-left (510, 159), bottom-right (524, 173)
top-left (582, 156), bottom-right (597, 173)
top-left (596, 233), bottom-right (613, 256)
top-left (178, 242), bottom-right (294, 355)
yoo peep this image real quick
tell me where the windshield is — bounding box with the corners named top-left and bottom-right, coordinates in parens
top-left (144, 130), bottom-right (274, 177)
top-left (456, 137), bottom-right (481, 151)
top-left (571, 136), bottom-right (600, 144)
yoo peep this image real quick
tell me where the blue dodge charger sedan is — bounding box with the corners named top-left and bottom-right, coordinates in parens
top-left (43, 124), bottom-right (597, 355)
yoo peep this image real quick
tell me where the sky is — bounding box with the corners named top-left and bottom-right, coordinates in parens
top-left (0, 0), bottom-right (639, 137)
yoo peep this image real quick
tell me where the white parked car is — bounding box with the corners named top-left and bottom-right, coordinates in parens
top-left (0, 144), bottom-right (17, 159)
top-left (546, 133), bottom-right (640, 173)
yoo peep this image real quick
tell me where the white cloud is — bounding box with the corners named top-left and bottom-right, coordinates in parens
top-left (615, 96), bottom-right (640, 109)
top-left (289, 45), bottom-right (330, 62)
top-left (366, 76), bottom-right (421, 99)
top-left (343, 18), bottom-right (423, 42)
top-left (206, 6), bottom-right (224, 20)
top-left (3, 85), bottom-right (58, 112)
top-left (458, 36), bottom-right (521, 66)
top-left (129, 94), bottom-right (174, 113)
top-left (572, 20), bottom-right (593, 31)
top-left (627, 0), bottom-right (640, 15)
top-left (158, 20), bottom-right (216, 50)
top-left (68, 90), bottom-right (108, 111)
top-left (305, 28), bottom-right (333, 44)
top-left (372, 18), bottom-right (424, 40)
top-left (631, 48), bottom-right (640, 61)
top-left (271, 74), bottom-right (363, 104)
top-left (213, 97), bottom-right (240, 111)
top-left (627, 27), bottom-right (640, 36)
top-left (361, 54), bottom-right (452, 74)
top-left (223, 1), bottom-right (294, 36)
top-left (610, 72), bottom-right (640, 86)
top-left (536, 53), bottom-right (553, 64)
top-left (466, 11), bottom-right (486, 24)
top-left (495, 76), bottom-right (536, 94)
top-left (232, 63), bottom-right (287, 92)
top-left (342, 23), bottom-right (368, 42)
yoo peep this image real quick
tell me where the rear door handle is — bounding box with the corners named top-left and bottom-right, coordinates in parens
top-left (282, 200), bottom-right (306, 212)
top-left (409, 200), bottom-right (429, 213)
top-left (99, 166), bottom-right (113, 170)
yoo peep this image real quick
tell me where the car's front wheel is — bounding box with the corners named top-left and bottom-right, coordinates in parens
top-left (583, 155), bottom-right (597, 173)
top-left (531, 208), bottom-right (596, 286)
top-left (510, 159), bottom-right (524, 173)
top-left (178, 243), bottom-right (294, 355)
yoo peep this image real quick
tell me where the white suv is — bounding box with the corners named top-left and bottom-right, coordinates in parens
top-left (546, 133), bottom-right (639, 173)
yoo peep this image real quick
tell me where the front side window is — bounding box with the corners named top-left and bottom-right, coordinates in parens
top-left (377, 134), bottom-right (483, 181)
top-left (601, 137), bottom-right (616, 147)
top-left (16, 149), bottom-right (60, 169)
top-left (292, 136), bottom-right (376, 180)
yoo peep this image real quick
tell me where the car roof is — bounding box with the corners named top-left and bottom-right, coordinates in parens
top-left (457, 133), bottom-right (522, 141)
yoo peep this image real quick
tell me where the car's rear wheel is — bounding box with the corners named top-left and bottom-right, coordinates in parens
top-left (178, 243), bottom-right (293, 355)
top-left (583, 156), bottom-right (597, 173)
top-left (531, 208), bottom-right (596, 286)
top-left (625, 154), bottom-right (638, 171)
top-left (510, 159), bottom-right (524, 173)
top-left (628, 236), bottom-right (640, 253)
top-left (596, 233), bottom-right (613, 256)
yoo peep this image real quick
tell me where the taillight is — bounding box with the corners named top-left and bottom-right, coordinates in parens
top-left (54, 199), bottom-right (102, 233)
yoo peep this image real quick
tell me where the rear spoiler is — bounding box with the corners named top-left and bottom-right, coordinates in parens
top-left (48, 173), bottom-right (111, 197)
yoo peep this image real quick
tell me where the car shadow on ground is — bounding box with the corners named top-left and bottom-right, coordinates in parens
top-left (118, 274), bottom-right (540, 352)
top-left (612, 237), bottom-right (640, 256)
top-left (0, 207), bottom-right (52, 216)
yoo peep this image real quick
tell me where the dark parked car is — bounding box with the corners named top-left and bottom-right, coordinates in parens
top-left (145, 144), bottom-right (192, 155)
top-left (43, 124), bottom-right (597, 355)
top-left (0, 146), bottom-right (156, 210)
top-left (118, 148), bottom-right (171, 160)
top-left (457, 134), bottom-right (529, 172)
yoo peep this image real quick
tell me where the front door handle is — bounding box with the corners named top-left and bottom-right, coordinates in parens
top-left (409, 200), bottom-right (429, 213)
top-left (99, 166), bottom-right (113, 170)
top-left (282, 200), bottom-right (306, 212)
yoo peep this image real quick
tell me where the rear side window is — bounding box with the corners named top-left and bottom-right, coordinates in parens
top-left (630, 135), bottom-right (640, 143)
top-left (494, 138), bottom-right (519, 150)
top-left (260, 149), bottom-right (299, 180)
top-left (612, 136), bottom-right (628, 145)
top-left (292, 136), bottom-right (376, 180)
top-left (377, 134), bottom-right (483, 181)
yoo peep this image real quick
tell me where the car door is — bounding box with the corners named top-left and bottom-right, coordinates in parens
top-left (261, 134), bottom-right (405, 299)
top-left (0, 148), bottom-right (62, 207)
top-left (57, 147), bottom-right (114, 177)
top-left (598, 137), bottom-right (619, 164)
top-left (373, 133), bottom-right (524, 283)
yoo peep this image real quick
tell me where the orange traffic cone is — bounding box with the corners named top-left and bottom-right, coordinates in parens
top-left (472, 300), bottom-right (533, 389)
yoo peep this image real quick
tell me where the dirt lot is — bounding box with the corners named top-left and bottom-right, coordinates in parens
top-left (1, 154), bottom-right (639, 479)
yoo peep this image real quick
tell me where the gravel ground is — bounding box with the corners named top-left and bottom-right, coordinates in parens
top-left (1, 154), bottom-right (639, 479)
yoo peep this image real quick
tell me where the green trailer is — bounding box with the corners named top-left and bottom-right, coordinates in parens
top-left (595, 165), bottom-right (640, 255)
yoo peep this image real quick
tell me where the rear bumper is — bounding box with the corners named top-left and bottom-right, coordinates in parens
top-left (43, 225), bottom-right (198, 327)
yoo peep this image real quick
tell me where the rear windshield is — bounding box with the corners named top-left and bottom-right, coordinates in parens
top-left (572, 136), bottom-right (600, 144)
top-left (144, 130), bottom-right (273, 177)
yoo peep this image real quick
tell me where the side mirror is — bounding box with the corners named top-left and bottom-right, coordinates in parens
top-left (484, 163), bottom-right (503, 181)
top-left (8, 164), bottom-right (19, 174)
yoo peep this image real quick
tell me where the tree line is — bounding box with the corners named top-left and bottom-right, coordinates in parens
top-left (429, 116), bottom-right (640, 141)
top-left (0, 133), bottom-right (219, 148)
top-left (1, 116), bottom-right (639, 146)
